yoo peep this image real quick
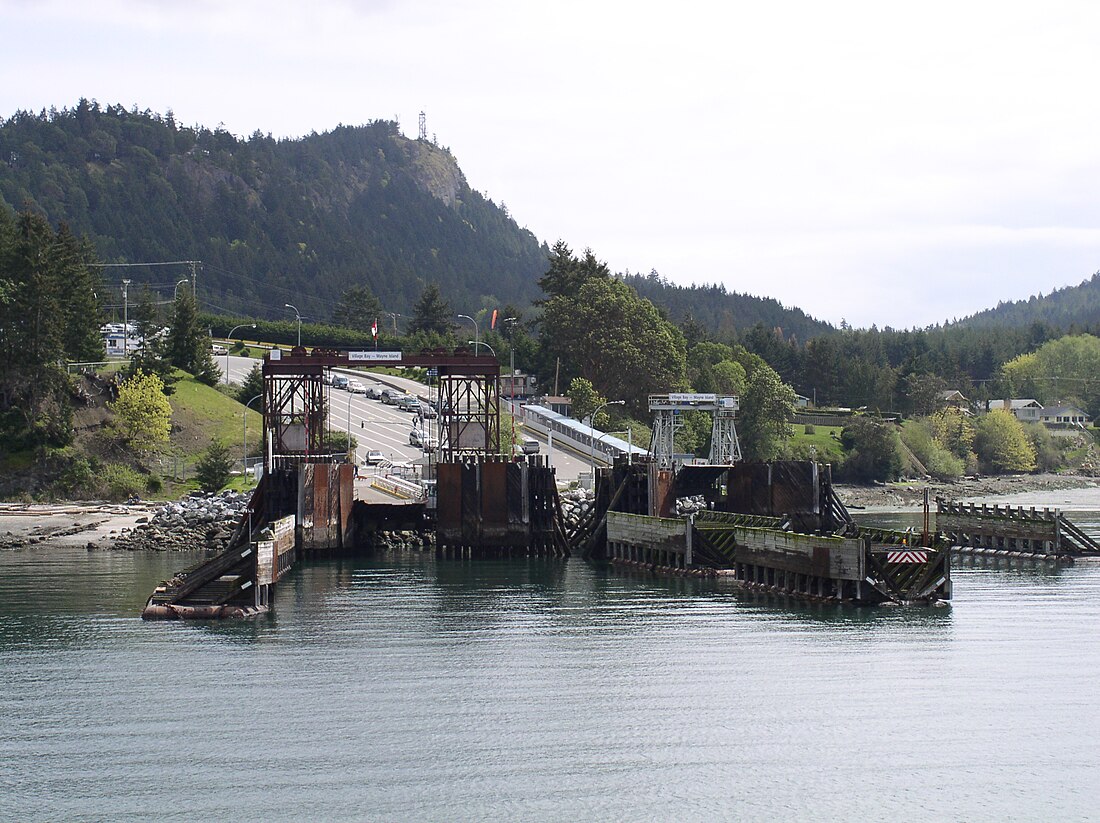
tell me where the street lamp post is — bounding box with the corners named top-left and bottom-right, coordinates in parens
top-left (224, 323), bottom-right (256, 383)
top-left (457, 314), bottom-right (479, 351)
top-left (174, 278), bottom-right (190, 300)
top-left (387, 312), bottom-right (401, 336)
top-left (243, 393), bottom-right (263, 477)
top-left (588, 400), bottom-right (625, 467)
top-left (121, 279), bottom-right (131, 358)
top-left (285, 303), bottom-right (301, 347)
top-left (346, 390), bottom-right (354, 460)
top-left (467, 340), bottom-right (496, 358)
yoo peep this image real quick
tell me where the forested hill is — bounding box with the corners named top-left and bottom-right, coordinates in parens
top-left (0, 101), bottom-right (548, 319)
top-left (955, 271), bottom-right (1100, 331)
top-left (624, 272), bottom-right (834, 342)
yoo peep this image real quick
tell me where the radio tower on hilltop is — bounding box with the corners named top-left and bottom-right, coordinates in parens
top-left (418, 111), bottom-right (427, 141)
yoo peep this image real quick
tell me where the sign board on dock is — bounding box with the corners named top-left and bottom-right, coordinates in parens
top-left (669, 393), bottom-right (717, 403)
top-left (256, 540), bottom-right (275, 586)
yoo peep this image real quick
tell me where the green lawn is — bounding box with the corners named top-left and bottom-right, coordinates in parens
top-left (168, 371), bottom-right (262, 463)
top-left (788, 424), bottom-right (847, 462)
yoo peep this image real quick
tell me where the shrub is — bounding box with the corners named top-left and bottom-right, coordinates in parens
top-left (194, 440), bottom-right (234, 493)
top-left (839, 416), bottom-right (902, 483)
top-left (901, 419), bottom-right (964, 481)
top-left (974, 410), bottom-right (1037, 474)
top-left (323, 431), bottom-right (359, 455)
top-left (101, 464), bottom-right (146, 501)
top-left (1023, 423), bottom-right (1062, 472)
top-left (804, 424), bottom-right (816, 435)
top-left (111, 371), bottom-right (171, 451)
top-left (57, 455), bottom-right (98, 496)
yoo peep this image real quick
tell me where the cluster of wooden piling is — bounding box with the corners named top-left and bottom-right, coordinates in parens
top-left (936, 499), bottom-right (1100, 558)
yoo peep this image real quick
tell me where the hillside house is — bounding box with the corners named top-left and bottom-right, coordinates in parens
top-left (939, 389), bottom-right (969, 410)
top-left (987, 399), bottom-right (1043, 423)
top-left (1039, 405), bottom-right (1091, 427)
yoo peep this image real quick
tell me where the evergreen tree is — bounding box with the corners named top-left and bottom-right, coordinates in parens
top-left (126, 284), bottom-right (177, 392)
top-left (167, 290), bottom-right (220, 384)
top-left (407, 283), bottom-right (453, 336)
top-left (539, 272), bottom-right (687, 412)
top-left (0, 208), bottom-right (103, 447)
top-left (332, 284), bottom-right (384, 332)
top-left (195, 440), bottom-right (233, 492)
top-left (237, 363), bottom-right (264, 405)
top-left (537, 241), bottom-right (610, 301)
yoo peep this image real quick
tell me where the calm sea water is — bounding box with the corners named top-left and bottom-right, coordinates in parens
top-left (3, 524), bottom-right (1100, 822)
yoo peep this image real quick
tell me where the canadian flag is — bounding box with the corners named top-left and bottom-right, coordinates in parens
top-left (371, 319), bottom-right (378, 339)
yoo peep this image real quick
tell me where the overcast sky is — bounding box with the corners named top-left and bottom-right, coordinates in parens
top-left (3, 0), bottom-right (1100, 329)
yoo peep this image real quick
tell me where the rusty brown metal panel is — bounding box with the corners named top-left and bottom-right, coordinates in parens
top-left (655, 470), bottom-right (675, 517)
top-left (338, 463), bottom-right (354, 547)
top-left (481, 462), bottom-right (508, 527)
top-left (436, 462), bottom-right (463, 541)
top-left (298, 463), bottom-right (315, 542)
top-left (312, 464), bottom-right (331, 549)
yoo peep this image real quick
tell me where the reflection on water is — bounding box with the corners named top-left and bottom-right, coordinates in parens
top-left (3, 538), bottom-right (1100, 821)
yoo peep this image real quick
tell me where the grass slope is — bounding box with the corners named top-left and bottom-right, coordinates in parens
top-left (169, 372), bottom-right (262, 464)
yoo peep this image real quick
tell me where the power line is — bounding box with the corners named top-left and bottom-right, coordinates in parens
top-left (88, 260), bottom-right (200, 268)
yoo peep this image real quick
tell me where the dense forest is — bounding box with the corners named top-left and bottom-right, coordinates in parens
top-left (0, 100), bottom-right (548, 320)
top-left (0, 101), bottom-right (846, 340)
top-left (956, 271), bottom-right (1100, 330)
top-left (625, 271), bottom-right (834, 343)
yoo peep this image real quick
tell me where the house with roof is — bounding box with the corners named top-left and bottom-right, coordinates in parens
top-left (1038, 405), bottom-right (1091, 428)
top-left (939, 389), bottom-right (969, 409)
top-left (987, 399), bottom-right (1043, 423)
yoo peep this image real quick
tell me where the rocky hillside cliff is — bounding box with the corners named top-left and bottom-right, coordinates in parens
top-left (0, 100), bottom-right (547, 320)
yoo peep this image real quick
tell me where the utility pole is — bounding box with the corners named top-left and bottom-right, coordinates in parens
top-left (504, 317), bottom-right (517, 449)
top-left (122, 279), bottom-right (131, 358)
top-left (190, 260), bottom-right (198, 298)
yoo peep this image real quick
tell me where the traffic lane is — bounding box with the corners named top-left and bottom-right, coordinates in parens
top-left (343, 370), bottom-right (591, 480)
top-left (516, 427), bottom-right (590, 482)
top-left (224, 354), bottom-right (259, 384)
top-left (329, 386), bottom-right (426, 464)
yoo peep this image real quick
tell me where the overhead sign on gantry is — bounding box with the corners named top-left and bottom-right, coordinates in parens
top-left (648, 393), bottom-right (742, 468)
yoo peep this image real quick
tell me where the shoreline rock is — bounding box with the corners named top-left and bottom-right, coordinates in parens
top-left (835, 473), bottom-right (1100, 511)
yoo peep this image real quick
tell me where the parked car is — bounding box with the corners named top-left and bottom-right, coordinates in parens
top-left (365, 383), bottom-right (385, 400)
top-left (409, 428), bottom-right (437, 450)
top-left (418, 402), bottom-right (438, 420)
top-left (381, 388), bottom-right (402, 404)
top-left (332, 375), bottom-right (349, 391)
top-left (520, 438), bottom-right (540, 455)
top-left (398, 395), bottom-right (420, 413)
top-left (364, 449), bottom-right (385, 465)
top-left (347, 380), bottom-right (367, 394)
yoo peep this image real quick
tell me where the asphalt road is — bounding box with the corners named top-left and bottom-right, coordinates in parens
top-left (221, 355), bottom-right (595, 482)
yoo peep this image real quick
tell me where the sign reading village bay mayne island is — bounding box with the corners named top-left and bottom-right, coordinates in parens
top-left (348, 351), bottom-right (403, 362)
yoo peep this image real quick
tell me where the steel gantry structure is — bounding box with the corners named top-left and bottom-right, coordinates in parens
top-left (648, 393), bottom-right (742, 470)
top-left (261, 347), bottom-right (501, 469)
